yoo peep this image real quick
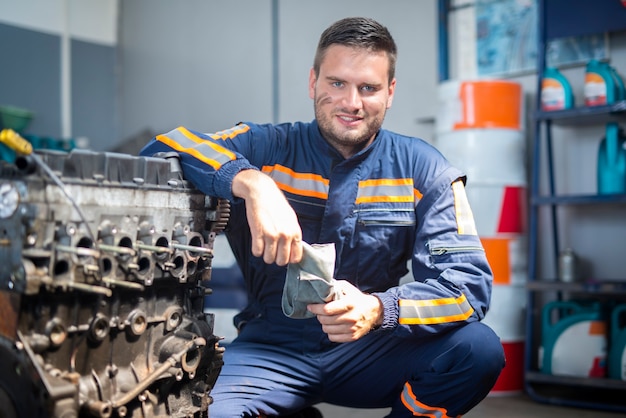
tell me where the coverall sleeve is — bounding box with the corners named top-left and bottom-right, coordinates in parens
top-left (373, 167), bottom-right (493, 338)
top-left (139, 125), bottom-right (259, 201)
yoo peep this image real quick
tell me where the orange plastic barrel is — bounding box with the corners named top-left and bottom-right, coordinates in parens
top-left (455, 80), bottom-right (522, 130)
top-left (437, 80), bottom-right (523, 134)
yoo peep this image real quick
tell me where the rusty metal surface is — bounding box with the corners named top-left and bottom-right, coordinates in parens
top-left (0, 150), bottom-right (226, 418)
top-left (0, 290), bottom-right (20, 339)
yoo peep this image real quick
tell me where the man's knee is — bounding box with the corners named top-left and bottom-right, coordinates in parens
top-left (431, 322), bottom-right (505, 380)
top-left (465, 322), bottom-right (505, 376)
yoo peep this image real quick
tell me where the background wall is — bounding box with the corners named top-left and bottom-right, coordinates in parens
top-left (117, 0), bottom-right (274, 150)
top-left (0, 0), bottom-right (118, 150)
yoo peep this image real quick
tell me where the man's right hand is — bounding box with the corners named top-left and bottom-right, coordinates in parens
top-left (232, 169), bottom-right (303, 266)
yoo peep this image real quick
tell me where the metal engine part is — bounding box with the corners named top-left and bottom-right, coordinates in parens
top-left (0, 149), bottom-right (230, 417)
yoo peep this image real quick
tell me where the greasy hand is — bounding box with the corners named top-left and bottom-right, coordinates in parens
top-left (232, 169), bottom-right (303, 265)
top-left (307, 280), bottom-right (383, 343)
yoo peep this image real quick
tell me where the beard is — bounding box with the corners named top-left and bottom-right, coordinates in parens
top-left (314, 93), bottom-right (386, 156)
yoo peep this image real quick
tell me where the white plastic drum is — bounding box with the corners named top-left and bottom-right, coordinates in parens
top-left (436, 129), bottom-right (526, 187)
top-left (436, 79), bottom-right (527, 395)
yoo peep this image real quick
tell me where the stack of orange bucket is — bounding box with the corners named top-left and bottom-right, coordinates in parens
top-left (436, 79), bottom-right (527, 395)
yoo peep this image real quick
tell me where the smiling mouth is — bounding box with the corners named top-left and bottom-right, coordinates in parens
top-left (337, 115), bottom-right (363, 124)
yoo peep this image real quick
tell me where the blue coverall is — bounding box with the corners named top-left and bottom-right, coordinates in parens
top-left (140, 120), bottom-right (505, 417)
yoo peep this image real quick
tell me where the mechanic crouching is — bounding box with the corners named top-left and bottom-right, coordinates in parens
top-left (141, 16), bottom-right (504, 418)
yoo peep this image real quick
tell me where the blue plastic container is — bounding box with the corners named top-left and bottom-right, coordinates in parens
top-left (541, 301), bottom-right (607, 377)
top-left (609, 304), bottom-right (626, 380)
top-left (597, 122), bottom-right (626, 194)
top-left (541, 67), bottom-right (574, 111)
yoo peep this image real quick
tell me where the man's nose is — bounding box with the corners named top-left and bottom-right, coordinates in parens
top-left (342, 86), bottom-right (362, 110)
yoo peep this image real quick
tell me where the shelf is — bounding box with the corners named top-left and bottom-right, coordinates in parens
top-left (527, 280), bottom-right (626, 295)
top-left (526, 372), bottom-right (626, 413)
top-left (544, 0), bottom-right (626, 41)
top-left (526, 1), bottom-right (626, 411)
top-left (526, 371), bottom-right (626, 391)
top-left (531, 193), bottom-right (626, 206)
top-left (535, 101), bottom-right (626, 124)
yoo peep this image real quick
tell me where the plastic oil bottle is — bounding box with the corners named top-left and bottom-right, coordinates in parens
top-left (610, 65), bottom-right (626, 101)
top-left (585, 60), bottom-right (625, 106)
top-left (541, 67), bottom-right (574, 111)
top-left (609, 304), bottom-right (626, 380)
top-left (540, 301), bottom-right (607, 378)
top-left (597, 122), bottom-right (626, 194)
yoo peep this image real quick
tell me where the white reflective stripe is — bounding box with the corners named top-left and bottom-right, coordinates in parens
top-left (452, 181), bottom-right (478, 236)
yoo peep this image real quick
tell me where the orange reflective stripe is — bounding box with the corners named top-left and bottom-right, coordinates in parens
top-left (359, 178), bottom-right (413, 187)
top-left (356, 178), bottom-right (416, 205)
top-left (398, 294), bottom-right (474, 325)
top-left (208, 123), bottom-right (251, 140)
top-left (262, 164), bottom-right (329, 184)
top-left (261, 164), bottom-right (329, 199)
top-left (401, 382), bottom-right (456, 418)
top-left (156, 127), bottom-right (236, 170)
top-left (356, 195), bottom-right (414, 204)
top-left (178, 126), bottom-right (237, 159)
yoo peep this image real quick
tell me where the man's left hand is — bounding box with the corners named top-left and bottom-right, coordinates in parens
top-left (307, 280), bottom-right (383, 343)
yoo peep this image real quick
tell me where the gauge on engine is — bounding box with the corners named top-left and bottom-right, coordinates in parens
top-left (0, 183), bottom-right (19, 218)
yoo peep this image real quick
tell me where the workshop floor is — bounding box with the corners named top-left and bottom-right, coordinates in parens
top-left (316, 392), bottom-right (625, 417)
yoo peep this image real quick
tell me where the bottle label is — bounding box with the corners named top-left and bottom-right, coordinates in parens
top-left (541, 78), bottom-right (565, 111)
top-left (585, 73), bottom-right (608, 106)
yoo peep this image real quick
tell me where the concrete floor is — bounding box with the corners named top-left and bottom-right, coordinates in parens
top-left (315, 393), bottom-right (626, 417)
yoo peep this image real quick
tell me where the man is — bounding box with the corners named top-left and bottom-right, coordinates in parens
top-left (141, 16), bottom-right (504, 418)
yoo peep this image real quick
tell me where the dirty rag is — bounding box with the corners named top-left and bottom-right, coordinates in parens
top-left (282, 242), bottom-right (341, 319)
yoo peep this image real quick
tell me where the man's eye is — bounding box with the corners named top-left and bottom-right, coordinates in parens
top-left (332, 81), bottom-right (343, 88)
top-left (361, 85), bottom-right (375, 92)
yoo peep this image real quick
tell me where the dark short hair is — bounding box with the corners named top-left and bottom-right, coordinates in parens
top-left (313, 17), bottom-right (397, 84)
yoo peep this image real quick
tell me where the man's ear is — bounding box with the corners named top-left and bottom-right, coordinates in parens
top-left (309, 67), bottom-right (317, 100)
top-left (386, 78), bottom-right (397, 109)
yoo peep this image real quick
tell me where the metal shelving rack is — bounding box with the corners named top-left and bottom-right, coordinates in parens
top-left (525, 0), bottom-right (626, 412)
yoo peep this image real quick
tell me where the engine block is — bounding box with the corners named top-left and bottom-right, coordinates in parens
top-left (0, 149), bottom-right (228, 418)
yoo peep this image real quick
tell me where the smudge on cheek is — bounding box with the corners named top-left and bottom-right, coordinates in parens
top-left (316, 92), bottom-right (333, 106)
